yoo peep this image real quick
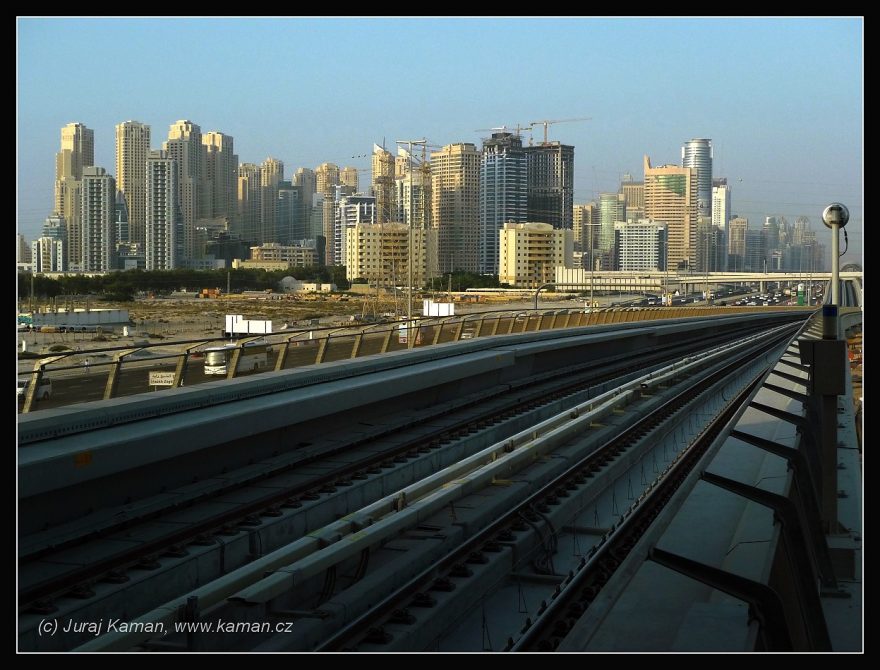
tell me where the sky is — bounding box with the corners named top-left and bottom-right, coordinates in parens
top-left (17, 17), bottom-right (863, 266)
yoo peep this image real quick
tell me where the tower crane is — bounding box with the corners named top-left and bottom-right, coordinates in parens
top-left (473, 123), bottom-right (534, 137)
top-left (528, 116), bottom-right (592, 144)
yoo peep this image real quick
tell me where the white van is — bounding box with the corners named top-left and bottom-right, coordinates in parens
top-left (17, 377), bottom-right (52, 400)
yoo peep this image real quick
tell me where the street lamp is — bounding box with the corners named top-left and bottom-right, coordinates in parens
top-left (821, 202), bottom-right (849, 338)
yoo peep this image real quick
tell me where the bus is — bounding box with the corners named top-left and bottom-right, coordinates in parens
top-left (204, 340), bottom-right (271, 376)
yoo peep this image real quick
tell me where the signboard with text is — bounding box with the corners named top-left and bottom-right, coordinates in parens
top-left (148, 371), bottom-right (176, 386)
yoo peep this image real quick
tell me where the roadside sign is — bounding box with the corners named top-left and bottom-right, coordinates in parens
top-left (148, 371), bottom-right (175, 386)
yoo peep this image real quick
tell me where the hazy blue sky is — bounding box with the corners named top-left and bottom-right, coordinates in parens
top-left (17, 17), bottom-right (863, 265)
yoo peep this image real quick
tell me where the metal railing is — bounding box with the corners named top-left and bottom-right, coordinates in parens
top-left (18, 305), bottom-right (814, 414)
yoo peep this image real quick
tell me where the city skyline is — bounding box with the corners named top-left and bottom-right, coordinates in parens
top-left (17, 17), bottom-right (863, 265)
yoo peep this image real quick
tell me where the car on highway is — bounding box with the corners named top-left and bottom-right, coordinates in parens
top-left (17, 377), bottom-right (52, 400)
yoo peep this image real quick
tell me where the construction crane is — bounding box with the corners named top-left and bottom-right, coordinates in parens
top-left (529, 116), bottom-right (592, 144)
top-left (473, 123), bottom-right (533, 137)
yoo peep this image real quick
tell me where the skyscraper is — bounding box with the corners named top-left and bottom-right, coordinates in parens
top-left (54, 122), bottom-right (94, 269)
top-left (431, 143), bottom-right (480, 273)
top-left (202, 131), bottom-right (237, 226)
top-left (525, 142), bottom-right (574, 230)
top-left (573, 202), bottom-right (599, 258)
top-left (620, 178), bottom-right (645, 221)
top-left (711, 179), bottom-right (730, 230)
top-left (80, 167), bottom-right (116, 272)
top-left (32, 237), bottom-right (65, 272)
top-left (334, 194), bottom-right (376, 265)
top-left (145, 150), bottom-right (180, 270)
top-left (260, 157), bottom-right (284, 244)
top-left (614, 220), bottom-right (667, 271)
top-left (315, 163), bottom-right (340, 264)
top-left (163, 120), bottom-right (204, 261)
top-left (727, 216), bottom-right (748, 271)
top-left (114, 191), bottom-right (129, 245)
top-left (340, 166), bottom-right (359, 192)
top-left (115, 121), bottom-right (151, 247)
top-left (479, 132), bottom-right (527, 274)
top-left (598, 192), bottom-right (626, 253)
top-left (237, 163), bottom-right (261, 246)
top-left (371, 145), bottom-right (394, 224)
top-left (276, 181), bottom-right (300, 245)
top-left (644, 155), bottom-right (698, 270)
top-left (293, 168), bottom-right (317, 241)
top-left (394, 150), bottom-right (432, 229)
top-left (681, 138), bottom-right (713, 221)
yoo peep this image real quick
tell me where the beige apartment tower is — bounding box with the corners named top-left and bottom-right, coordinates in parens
top-left (202, 131), bottom-right (237, 225)
top-left (499, 222), bottom-right (573, 287)
top-left (340, 166), bottom-right (359, 192)
top-left (163, 120), bottom-right (205, 261)
top-left (54, 122), bottom-right (94, 269)
top-left (431, 143), bottom-right (480, 273)
top-left (344, 223), bottom-right (438, 287)
top-left (371, 145), bottom-right (395, 224)
top-left (315, 163), bottom-right (340, 263)
top-left (643, 155), bottom-right (698, 271)
top-left (115, 121), bottom-right (151, 247)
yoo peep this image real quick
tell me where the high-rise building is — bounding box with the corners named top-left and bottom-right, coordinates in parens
top-left (573, 202), bottom-right (599, 259)
top-left (744, 229), bottom-right (766, 272)
top-left (643, 155), bottom-right (698, 270)
top-left (525, 142), bottom-right (574, 230)
top-left (276, 181), bottom-right (300, 245)
top-left (613, 220), bottom-right (667, 271)
top-left (163, 120), bottom-right (204, 261)
top-left (17, 233), bottom-right (32, 264)
top-left (115, 121), bottom-right (151, 247)
top-left (42, 214), bottom-right (67, 245)
top-left (479, 132), bottom-right (527, 274)
top-left (598, 192), bottom-right (626, 253)
top-left (727, 216), bottom-right (748, 271)
top-left (620, 179), bottom-right (645, 222)
top-left (394, 154), bottom-right (431, 230)
top-left (431, 143), bottom-right (480, 273)
top-left (711, 179), bottom-right (731, 230)
top-left (237, 163), bottom-right (261, 245)
top-left (309, 193), bottom-right (326, 260)
top-left (498, 222), bottom-right (573, 287)
top-left (293, 168), bottom-right (317, 241)
top-left (80, 167), bottom-right (116, 272)
top-left (345, 223), bottom-right (438, 287)
top-left (145, 150), bottom-right (180, 270)
top-left (694, 220), bottom-right (726, 272)
top-left (260, 157), bottom-right (284, 244)
top-left (114, 191), bottom-right (130, 245)
top-left (681, 138), bottom-right (713, 221)
top-left (315, 162), bottom-right (340, 263)
top-left (54, 122), bottom-right (94, 269)
top-left (56, 122), bottom-right (94, 181)
top-left (202, 132), bottom-right (237, 227)
top-left (32, 237), bottom-right (65, 272)
top-left (340, 166), bottom-right (359, 192)
top-left (334, 194), bottom-right (377, 265)
top-left (371, 145), bottom-right (395, 224)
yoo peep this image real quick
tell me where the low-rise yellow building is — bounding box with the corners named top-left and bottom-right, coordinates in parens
top-left (499, 222), bottom-right (573, 287)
